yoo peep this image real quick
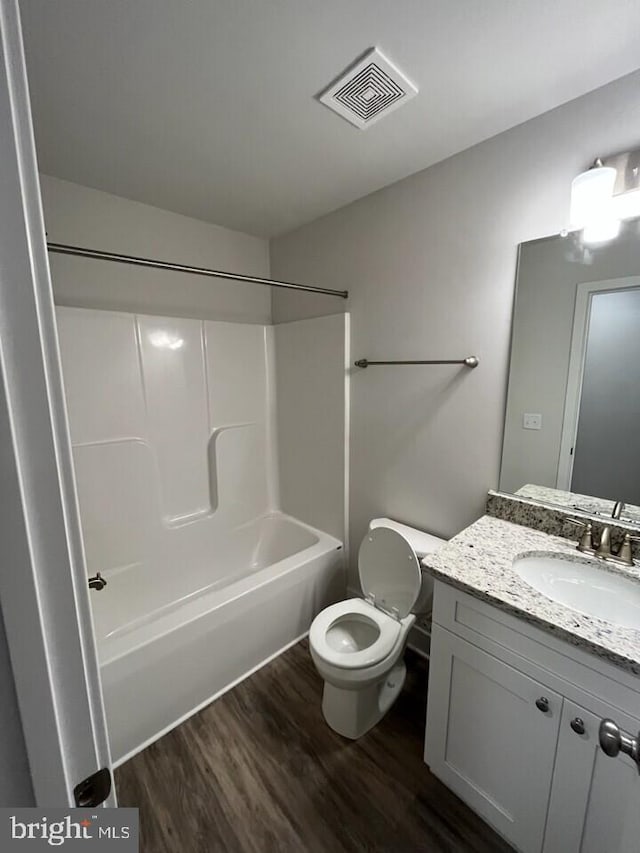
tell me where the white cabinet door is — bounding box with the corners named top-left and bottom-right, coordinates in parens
top-left (544, 700), bottom-right (640, 853)
top-left (425, 625), bottom-right (562, 853)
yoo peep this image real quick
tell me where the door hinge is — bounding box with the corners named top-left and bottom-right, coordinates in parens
top-left (74, 767), bottom-right (112, 807)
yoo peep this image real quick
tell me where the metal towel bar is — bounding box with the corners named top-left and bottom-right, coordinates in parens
top-left (354, 356), bottom-right (479, 369)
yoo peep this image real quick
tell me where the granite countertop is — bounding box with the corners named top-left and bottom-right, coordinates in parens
top-left (515, 484), bottom-right (640, 526)
top-left (422, 515), bottom-right (640, 676)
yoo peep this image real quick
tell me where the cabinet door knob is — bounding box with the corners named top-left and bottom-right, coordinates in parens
top-left (570, 717), bottom-right (585, 735)
top-left (599, 719), bottom-right (640, 773)
top-left (535, 697), bottom-right (550, 713)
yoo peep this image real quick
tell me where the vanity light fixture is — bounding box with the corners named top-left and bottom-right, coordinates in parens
top-left (570, 148), bottom-right (640, 244)
top-left (570, 159), bottom-right (619, 244)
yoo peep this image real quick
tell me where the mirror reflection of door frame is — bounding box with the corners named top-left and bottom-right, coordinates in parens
top-left (557, 276), bottom-right (640, 491)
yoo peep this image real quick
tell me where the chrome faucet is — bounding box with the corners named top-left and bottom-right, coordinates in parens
top-left (612, 501), bottom-right (626, 520)
top-left (595, 524), bottom-right (613, 558)
top-left (595, 500), bottom-right (627, 559)
top-left (569, 514), bottom-right (639, 567)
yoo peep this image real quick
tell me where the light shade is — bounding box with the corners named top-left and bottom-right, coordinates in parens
top-left (569, 165), bottom-right (617, 229)
top-left (612, 188), bottom-right (640, 221)
top-left (582, 217), bottom-right (621, 245)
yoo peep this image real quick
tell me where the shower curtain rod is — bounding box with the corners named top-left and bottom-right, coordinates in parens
top-left (46, 242), bottom-right (349, 299)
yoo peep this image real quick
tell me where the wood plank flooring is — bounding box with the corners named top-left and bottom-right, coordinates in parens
top-left (116, 640), bottom-right (513, 852)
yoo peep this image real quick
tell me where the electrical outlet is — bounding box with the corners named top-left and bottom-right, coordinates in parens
top-left (523, 413), bottom-right (542, 430)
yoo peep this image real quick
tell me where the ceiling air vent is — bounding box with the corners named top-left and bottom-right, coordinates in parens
top-left (318, 47), bottom-right (418, 130)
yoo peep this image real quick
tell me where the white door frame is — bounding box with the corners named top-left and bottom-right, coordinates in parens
top-left (0, 0), bottom-right (113, 806)
top-left (556, 276), bottom-right (640, 491)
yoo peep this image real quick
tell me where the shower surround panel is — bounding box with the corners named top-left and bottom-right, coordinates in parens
top-left (56, 307), bottom-right (344, 761)
top-left (57, 307), bottom-right (274, 582)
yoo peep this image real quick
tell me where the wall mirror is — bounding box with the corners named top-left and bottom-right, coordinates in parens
top-left (499, 217), bottom-right (640, 526)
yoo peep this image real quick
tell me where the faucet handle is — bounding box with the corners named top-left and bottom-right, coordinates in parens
top-left (616, 533), bottom-right (640, 567)
top-left (566, 518), bottom-right (594, 553)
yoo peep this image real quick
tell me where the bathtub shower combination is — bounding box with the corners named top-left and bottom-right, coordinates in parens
top-left (56, 307), bottom-right (345, 763)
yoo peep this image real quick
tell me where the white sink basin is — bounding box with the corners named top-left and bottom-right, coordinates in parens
top-left (513, 553), bottom-right (640, 629)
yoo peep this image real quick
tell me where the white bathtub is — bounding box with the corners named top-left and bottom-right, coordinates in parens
top-left (92, 513), bottom-right (344, 764)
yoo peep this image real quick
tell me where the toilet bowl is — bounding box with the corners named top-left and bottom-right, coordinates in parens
top-left (309, 517), bottom-right (445, 739)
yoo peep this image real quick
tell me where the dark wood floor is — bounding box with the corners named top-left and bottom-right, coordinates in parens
top-left (116, 640), bottom-right (513, 853)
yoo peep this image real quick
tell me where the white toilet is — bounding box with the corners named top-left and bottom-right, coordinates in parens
top-left (309, 517), bottom-right (445, 739)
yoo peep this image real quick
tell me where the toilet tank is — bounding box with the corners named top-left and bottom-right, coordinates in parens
top-left (368, 517), bottom-right (446, 614)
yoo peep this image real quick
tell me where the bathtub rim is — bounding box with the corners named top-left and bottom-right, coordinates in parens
top-left (98, 512), bottom-right (343, 667)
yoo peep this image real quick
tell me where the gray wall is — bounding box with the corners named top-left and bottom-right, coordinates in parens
top-left (270, 69), bottom-right (640, 585)
top-left (274, 314), bottom-right (349, 544)
top-left (41, 175), bottom-right (271, 322)
top-left (501, 226), bottom-right (640, 493)
top-left (572, 288), bottom-right (640, 503)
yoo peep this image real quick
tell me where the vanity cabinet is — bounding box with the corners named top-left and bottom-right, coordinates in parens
top-left (425, 582), bottom-right (640, 853)
top-left (426, 625), bottom-right (562, 853)
top-left (544, 699), bottom-right (640, 853)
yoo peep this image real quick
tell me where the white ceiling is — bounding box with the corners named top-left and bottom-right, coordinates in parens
top-left (19, 0), bottom-right (640, 238)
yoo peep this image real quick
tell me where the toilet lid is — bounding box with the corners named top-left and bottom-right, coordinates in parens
top-left (358, 527), bottom-right (421, 618)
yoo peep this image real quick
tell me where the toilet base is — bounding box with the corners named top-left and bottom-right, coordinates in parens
top-left (321, 660), bottom-right (407, 739)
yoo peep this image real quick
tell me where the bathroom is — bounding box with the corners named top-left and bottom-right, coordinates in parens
top-left (1, 1), bottom-right (640, 851)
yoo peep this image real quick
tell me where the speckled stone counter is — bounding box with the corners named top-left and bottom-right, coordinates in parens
top-left (515, 484), bottom-right (640, 526)
top-left (486, 491), bottom-right (640, 558)
top-left (422, 515), bottom-right (640, 675)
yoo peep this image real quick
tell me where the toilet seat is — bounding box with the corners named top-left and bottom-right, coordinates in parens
top-left (358, 527), bottom-right (422, 618)
top-left (309, 599), bottom-right (401, 670)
